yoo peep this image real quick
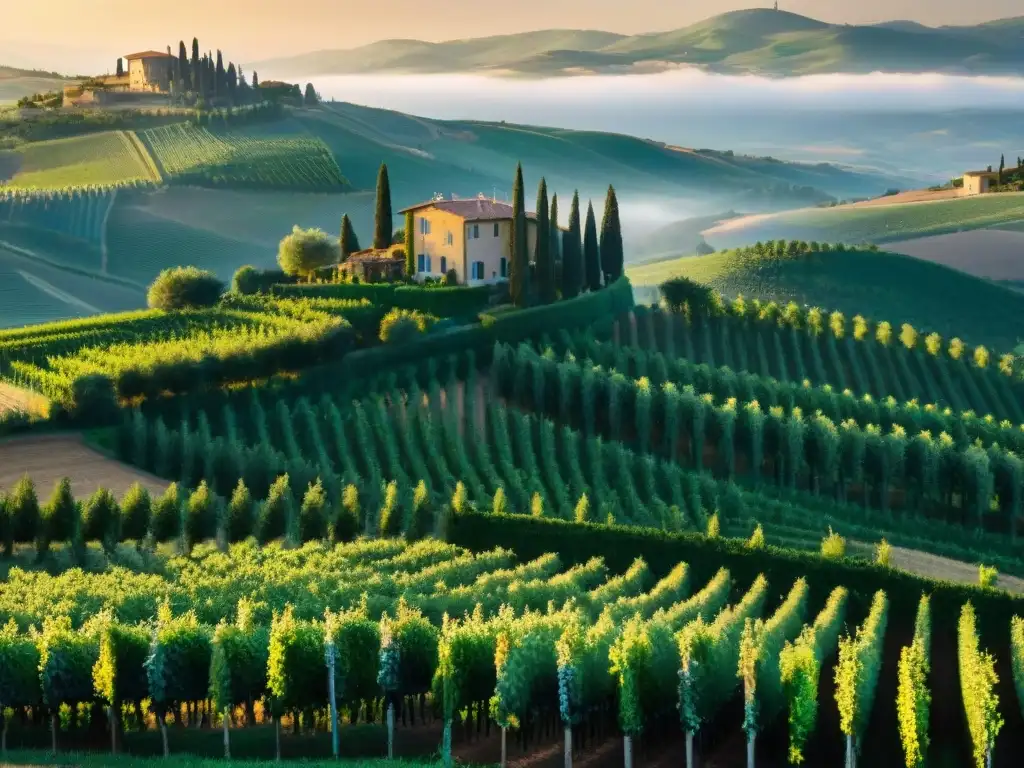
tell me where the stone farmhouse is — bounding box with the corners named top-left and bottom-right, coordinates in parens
top-left (63, 50), bottom-right (174, 106)
top-left (401, 195), bottom-right (553, 286)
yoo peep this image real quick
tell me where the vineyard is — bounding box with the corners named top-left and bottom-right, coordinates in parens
top-left (0, 131), bottom-right (162, 190)
top-left (140, 123), bottom-right (349, 192)
top-left (0, 187), bottom-right (117, 247)
top-left (5, 241), bottom-right (1024, 766)
top-left (0, 507), bottom-right (1022, 766)
top-left (626, 242), bottom-right (1024, 351)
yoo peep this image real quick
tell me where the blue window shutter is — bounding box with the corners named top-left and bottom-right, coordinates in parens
top-left (494, 222), bottom-right (499, 237)
top-left (441, 256), bottom-right (447, 274)
top-left (418, 254), bottom-right (424, 272)
top-left (426, 255), bottom-right (431, 273)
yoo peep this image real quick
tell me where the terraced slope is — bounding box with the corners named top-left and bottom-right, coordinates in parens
top-left (0, 130), bottom-right (161, 189)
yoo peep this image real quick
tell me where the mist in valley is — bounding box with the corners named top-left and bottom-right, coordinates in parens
top-left (310, 69), bottom-right (1024, 183)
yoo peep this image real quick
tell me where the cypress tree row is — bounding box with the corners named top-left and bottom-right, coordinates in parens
top-left (373, 163), bottom-right (393, 250)
top-left (509, 163), bottom-right (529, 307)
top-left (549, 192), bottom-right (561, 281)
top-left (583, 201), bottom-right (601, 292)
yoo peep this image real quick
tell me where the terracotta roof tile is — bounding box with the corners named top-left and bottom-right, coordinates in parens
top-left (399, 198), bottom-right (537, 221)
top-left (124, 51), bottom-right (176, 60)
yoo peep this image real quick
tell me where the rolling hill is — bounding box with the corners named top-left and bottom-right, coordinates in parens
top-left (626, 243), bottom-right (1024, 350)
top-left (251, 8), bottom-right (1024, 78)
top-left (0, 100), bottom-right (901, 329)
top-left (0, 65), bottom-right (71, 103)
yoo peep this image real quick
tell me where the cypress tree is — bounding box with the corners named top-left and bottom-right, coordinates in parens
top-left (535, 178), bottom-right (554, 303)
top-left (999, 153), bottom-right (1006, 185)
top-left (116, 58), bottom-right (124, 77)
top-left (599, 184), bottom-right (624, 284)
top-left (191, 38), bottom-right (200, 91)
top-left (178, 41), bottom-right (189, 90)
top-left (404, 211), bottom-right (415, 277)
top-left (583, 200), bottom-right (601, 291)
top-left (252, 70), bottom-right (259, 89)
top-left (226, 64), bottom-right (237, 102)
top-left (509, 163), bottom-right (529, 306)
top-left (304, 83), bottom-right (318, 105)
top-left (561, 190), bottom-right (583, 299)
top-left (340, 214), bottom-right (360, 259)
top-left (215, 50), bottom-right (225, 97)
top-left (373, 163), bottom-right (393, 249)
top-left (549, 193), bottom-right (560, 276)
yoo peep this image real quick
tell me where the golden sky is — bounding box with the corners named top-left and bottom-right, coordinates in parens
top-left (3, 0), bottom-right (1020, 73)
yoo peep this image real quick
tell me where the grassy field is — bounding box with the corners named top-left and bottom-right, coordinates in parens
top-left (0, 130), bottom-right (161, 189)
top-left (699, 193), bottom-right (1024, 252)
top-left (139, 121), bottom-right (348, 191)
top-left (0, 239), bottom-right (145, 327)
top-left (627, 244), bottom-right (1024, 350)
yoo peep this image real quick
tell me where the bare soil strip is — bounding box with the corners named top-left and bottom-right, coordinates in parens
top-left (0, 432), bottom-right (168, 498)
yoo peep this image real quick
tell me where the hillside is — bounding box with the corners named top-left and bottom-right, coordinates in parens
top-left (626, 242), bottom-right (1024, 350)
top-left (251, 8), bottom-right (1024, 78)
top-left (688, 193), bottom-right (1024, 282)
top-left (0, 102), bottom-right (897, 327)
top-left (0, 65), bottom-right (71, 103)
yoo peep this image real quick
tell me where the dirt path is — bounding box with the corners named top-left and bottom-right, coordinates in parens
top-left (0, 381), bottom-right (48, 416)
top-left (887, 544), bottom-right (1024, 593)
top-left (0, 432), bottom-right (168, 498)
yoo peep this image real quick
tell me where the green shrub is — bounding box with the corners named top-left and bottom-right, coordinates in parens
top-left (226, 479), bottom-right (254, 542)
top-left (8, 475), bottom-right (39, 545)
top-left (379, 308), bottom-right (436, 344)
top-left (81, 487), bottom-right (121, 552)
top-left (37, 477), bottom-right (78, 558)
top-left (151, 483), bottom-right (182, 543)
top-left (876, 539), bottom-right (892, 567)
top-left (821, 527), bottom-right (846, 559)
top-left (979, 565), bottom-right (998, 589)
top-left (277, 226), bottom-right (338, 279)
top-left (231, 265), bottom-right (262, 295)
top-left (299, 478), bottom-right (329, 541)
top-left (120, 483), bottom-right (152, 543)
top-left (333, 484), bottom-right (360, 543)
top-left (147, 266), bottom-right (224, 310)
top-left (258, 474), bottom-right (293, 544)
top-left (747, 524), bottom-right (766, 549)
top-left (184, 481), bottom-right (217, 553)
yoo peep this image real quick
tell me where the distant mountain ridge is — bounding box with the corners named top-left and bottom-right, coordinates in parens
top-left (250, 8), bottom-right (1024, 78)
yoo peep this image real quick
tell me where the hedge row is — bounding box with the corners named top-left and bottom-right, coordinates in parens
top-left (272, 283), bottom-right (493, 318)
top-left (261, 278), bottom-right (634, 399)
top-left (446, 510), bottom-right (1024, 637)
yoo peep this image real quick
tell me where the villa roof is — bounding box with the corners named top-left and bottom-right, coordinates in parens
top-left (963, 169), bottom-right (999, 177)
top-left (348, 247), bottom-right (405, 263)
top-left (124, 51), bottom-right (176, 60)
top-left (399, 197), bottom-right (537, 221)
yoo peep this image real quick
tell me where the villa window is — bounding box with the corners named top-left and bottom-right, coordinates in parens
top-left (472, 224), bottom-right (480, 239)
top-left (446, 231), bottom-right (454, 246)
top-left (440, 256), bottom-right (447, 274)
top-left (426, 255), bottom-right (432, 273)
top-left (419, 217), bottom-right (431, 235)
top-left (494, 223), bottom-right (500, 237)
top-left (417, 253), bottom-right (426, 272)
top-left (471, 261), bottom-right (485, 280)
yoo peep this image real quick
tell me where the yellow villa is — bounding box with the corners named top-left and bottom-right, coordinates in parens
top-left (400, 195), bottom-right (541, 286)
